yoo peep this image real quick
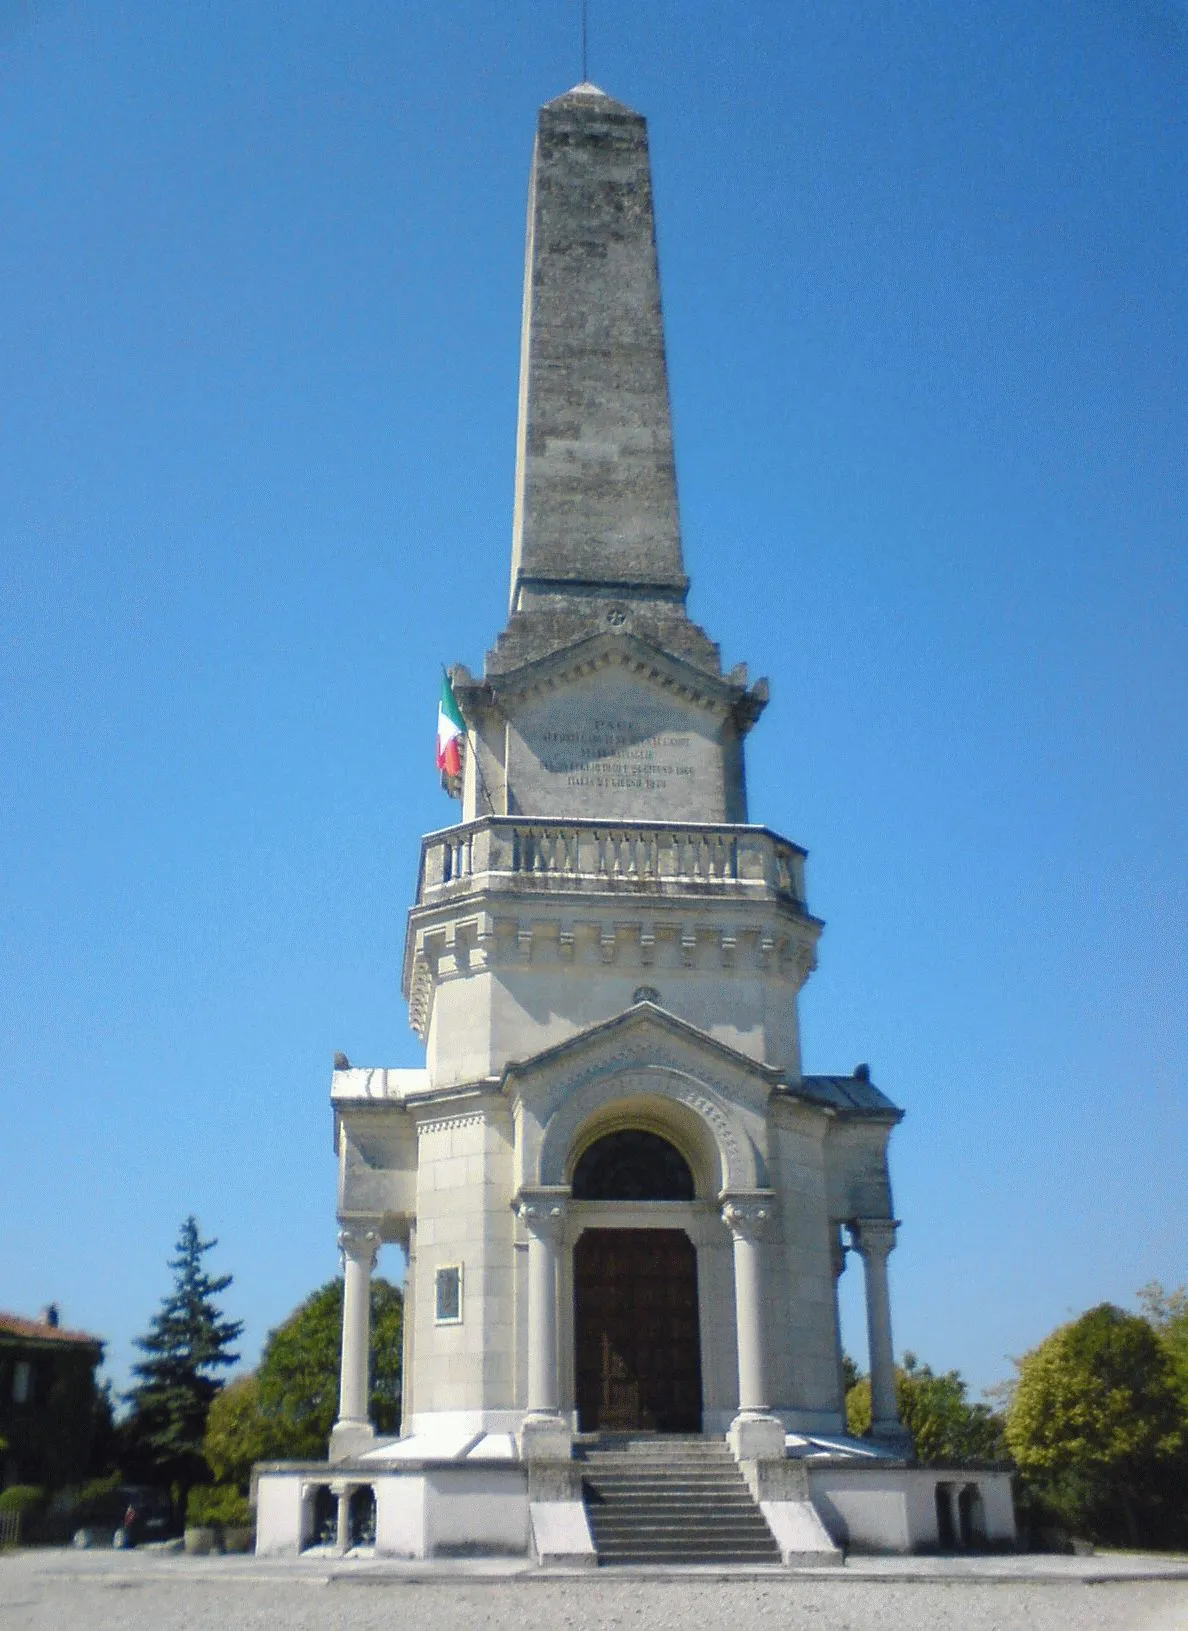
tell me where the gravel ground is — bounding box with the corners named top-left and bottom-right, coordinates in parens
top-left (2, 1555), bottom-right (1187, 1631)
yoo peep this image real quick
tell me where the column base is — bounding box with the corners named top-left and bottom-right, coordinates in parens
top-left (519, 1412), bottom-right (573, 1462)
top-left (329, 1420), bottom-right (376, 1463)
top-left (871, 1419), bottom-right (915, 1458)
top-left (727, 1411), bottom-right (786, 1463)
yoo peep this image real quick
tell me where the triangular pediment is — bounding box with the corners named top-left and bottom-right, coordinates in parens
top-left (474, 629), bottom-right (766, 720)
top-left (503, 1001), bottom-right (782, 1102)
top-left (506, 1004), bottom-right (787, 1194)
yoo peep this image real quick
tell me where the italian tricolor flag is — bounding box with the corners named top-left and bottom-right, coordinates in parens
top-left (436, 672), bottom-right (464, 780)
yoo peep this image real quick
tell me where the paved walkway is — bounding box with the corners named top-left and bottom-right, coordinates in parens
top-left (2, 1546), bottom-right (1187, 1631)
top-left (6, 1544), bottom-right (1188, 1583)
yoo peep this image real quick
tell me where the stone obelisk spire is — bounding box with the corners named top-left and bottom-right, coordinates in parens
top-left (496, 84), bottom-right (705, 673)
top-left (510, 84), bottom-right (685, 609)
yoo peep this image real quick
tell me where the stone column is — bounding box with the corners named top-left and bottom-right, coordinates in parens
top-left (514, 1188), bottom-right (572, 1460)
top-left (850, 1218), bottom-right (907, 1442)
top-left (829, 1223), bottom-right (850, 1427)
top-left (333, 1482), bottom-right (351, 1554)
top-left (329, 1224), bottom-right (380, 1462)
top-left (399, 1225), bottom-right (416, 1437)
top-left (722, 1194), bottom-right (785, 1462)
top-left (948, 1483), bottom-right (965, 1550)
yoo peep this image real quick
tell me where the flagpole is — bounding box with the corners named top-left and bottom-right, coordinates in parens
top-left (441, 665), bottom-right (495, 815)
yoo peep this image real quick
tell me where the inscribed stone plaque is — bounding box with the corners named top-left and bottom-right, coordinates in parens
top-left (507, 670), bottom-right (727, 821)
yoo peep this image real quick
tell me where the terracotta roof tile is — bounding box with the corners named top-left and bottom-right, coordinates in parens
top-left (0, 1311), bottom-right (104, 1349)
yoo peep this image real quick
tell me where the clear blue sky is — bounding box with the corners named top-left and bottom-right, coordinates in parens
top-left (2, 1), bottom-right (1184, 1406)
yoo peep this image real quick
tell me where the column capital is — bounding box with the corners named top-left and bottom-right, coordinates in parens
top-left (514, 1186), bottom-right (570, 1241)
top-left (849, 1217), bottom-right (900, 1261)
top-left (720, 1191), bottom-right (777, 1241)
top-left (830, 1223), bottom-right (849, 1280)
top-left (338, 1224), bottom-right (381, 1272)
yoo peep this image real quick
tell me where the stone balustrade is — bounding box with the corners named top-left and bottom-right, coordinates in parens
top-left (417, 817), bottom-right (807, 908)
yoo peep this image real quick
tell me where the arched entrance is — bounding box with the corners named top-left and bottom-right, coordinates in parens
top-left (571, 1130), bottom-right (703, 1432)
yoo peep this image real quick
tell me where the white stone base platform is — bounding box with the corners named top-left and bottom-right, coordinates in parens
top-left (254, 1433), bottom-right (1016, 1563)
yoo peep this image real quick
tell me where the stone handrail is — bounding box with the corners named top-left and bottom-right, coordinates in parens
top-left (416, 817), bottom-right (806, 908)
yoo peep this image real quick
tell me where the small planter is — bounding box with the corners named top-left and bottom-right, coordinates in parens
top-left (184, 1525), bottom-right (220, 1556)
top-left (222, 1526), bottom-right (253, 1554)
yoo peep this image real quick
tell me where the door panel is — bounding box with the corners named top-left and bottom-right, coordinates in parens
top-left (574, 1228), bottom-right (702, 1432)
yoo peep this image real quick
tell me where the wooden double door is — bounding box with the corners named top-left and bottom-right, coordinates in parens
top-left (574, 1228), bottom-right (703, 1433)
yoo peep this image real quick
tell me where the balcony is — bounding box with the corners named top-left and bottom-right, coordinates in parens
top-left (415, 816), bottom-right (808, 911)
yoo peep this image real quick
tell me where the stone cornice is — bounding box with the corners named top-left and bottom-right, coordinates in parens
top-left (452, 631), bottom-right (768, 732)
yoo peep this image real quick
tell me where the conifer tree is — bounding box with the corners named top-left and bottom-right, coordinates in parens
top-left (126, 1216), bottom-right (243, 1494)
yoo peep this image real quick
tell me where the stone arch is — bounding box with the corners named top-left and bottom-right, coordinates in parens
top-left (572, 1128), bottom-right (695, 1201)
top-left (537, 1063), bottom-right (758, 1195)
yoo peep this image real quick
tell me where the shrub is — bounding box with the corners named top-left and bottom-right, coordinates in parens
top-left (202, 1373), bottom-right (285, 1490)
top-left (186, 1483), bottom-right (252, 1529)
top-left (0, 1485), bottom-right (47, 1518)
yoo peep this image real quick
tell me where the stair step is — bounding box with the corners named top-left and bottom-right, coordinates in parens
top-left (580, 1438), bottom-right (785, 1566)
top-left (598, 1556), bottom-right (783, 1568)
top-left (590, 1496), bottom-right (761, 1507)
top-left (598, 1546), bottom-right (782, 1559)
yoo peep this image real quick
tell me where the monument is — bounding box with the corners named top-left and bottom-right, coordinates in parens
top-left (255, 83), bottom-right (1015, 1562)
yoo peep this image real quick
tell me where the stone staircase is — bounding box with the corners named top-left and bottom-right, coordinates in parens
top-left (578, 1436), bottom-right (784, 1566)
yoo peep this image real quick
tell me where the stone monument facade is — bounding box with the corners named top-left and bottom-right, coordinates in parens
top-left (254, 84), bottom-right (1016, 1562)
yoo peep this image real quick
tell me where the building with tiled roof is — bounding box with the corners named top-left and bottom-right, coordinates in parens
top-left (1, 1305), bottom-right (105, 1491)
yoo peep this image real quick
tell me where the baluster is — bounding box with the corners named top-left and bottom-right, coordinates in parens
top-left (656, 831), bottom-right (671, 879)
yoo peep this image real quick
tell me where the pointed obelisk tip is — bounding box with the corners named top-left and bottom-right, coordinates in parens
top-left (545, 81), bottom-right (614, 106)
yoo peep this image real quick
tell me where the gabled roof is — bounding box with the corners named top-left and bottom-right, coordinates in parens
top-left (500, 999), bottom-right (784, 1091)
top-left (457, 629), bottom-right (768, 729)
top-left (0, 1311), bottom-right (104, 1352)
top-left (497, 1005), bottom-right (902, 1127)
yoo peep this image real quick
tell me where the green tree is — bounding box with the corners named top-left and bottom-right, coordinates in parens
top-left (1138, 1282), bottom-right (1188, 1408)
top-left (201, 1277), bottom-right (402, 1479)
top-left (201, 1373), bottom-right (287, 1490)
top-left (1005, 1303), bottom-right (1187, 1546)
top-left (125, 1217), bottom-right (242, 1497)
top-left (846, 1353), bottom-right (1007, 1464)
